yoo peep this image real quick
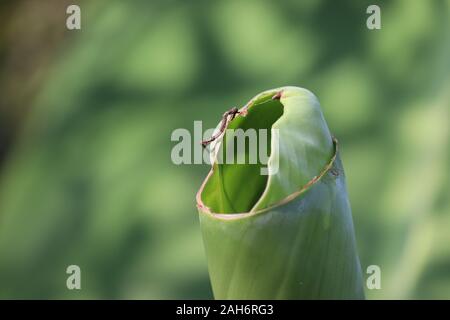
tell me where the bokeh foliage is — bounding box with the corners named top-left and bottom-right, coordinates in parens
top-left (0, 0), bottom-right (448, 299)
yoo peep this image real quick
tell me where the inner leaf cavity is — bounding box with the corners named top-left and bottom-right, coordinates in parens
top-left (202, 94), bottom-right (283, 214)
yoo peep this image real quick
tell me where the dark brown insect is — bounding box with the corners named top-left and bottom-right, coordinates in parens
top-left (201, 107), bottom-right (241, 147)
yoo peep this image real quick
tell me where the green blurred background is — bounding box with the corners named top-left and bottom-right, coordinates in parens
top-left (0, 0), bottom-right (448, 299)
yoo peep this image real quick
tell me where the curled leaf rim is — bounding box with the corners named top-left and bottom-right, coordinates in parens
top-left (196, 136), bottom-right (339, 221)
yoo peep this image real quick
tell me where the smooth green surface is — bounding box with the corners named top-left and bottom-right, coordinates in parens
top-left (199, 154), bottom-right (364, 299)
top-left (255, 87), bottom-right (334, 210)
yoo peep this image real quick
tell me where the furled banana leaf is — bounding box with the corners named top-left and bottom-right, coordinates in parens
top-left (196, 87), bottom-right (364, 299)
